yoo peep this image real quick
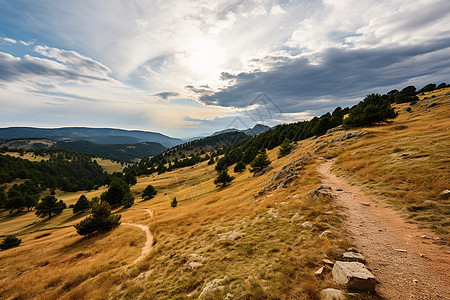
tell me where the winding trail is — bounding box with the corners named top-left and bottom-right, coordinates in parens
top-left (122, 209), bottom-right (154, 264)
top-left (317, 160), bottom-right (450, 299)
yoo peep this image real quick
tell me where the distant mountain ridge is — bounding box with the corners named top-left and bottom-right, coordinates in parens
top-left (0, 127), bottom-right (182, 148)
top-left (212, 124), bottom-right (271, 136)
top-left (186, 124), bottom-right (271, 142)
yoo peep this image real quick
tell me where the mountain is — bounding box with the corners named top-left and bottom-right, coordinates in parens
top-left (0, 127), bottom-right (182, 147)
top-left (188, 124), bottom-right (271, 141)
top-left (212, 124), bottom-right (271, 136)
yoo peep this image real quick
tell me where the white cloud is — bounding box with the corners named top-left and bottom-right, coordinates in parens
top-left (2, 37), bottom-right (17, 44)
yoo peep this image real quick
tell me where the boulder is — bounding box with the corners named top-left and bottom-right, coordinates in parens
top-left (309, 185), bottom-right (333, 201)
top-left (332, 261), bottom-right (376, 291)
top-left (342, 252), bottom-right (365, 262)
top-left (199, 276), bottom-right (229, 299)
top-left (320, 288), bottom-right (346, 300)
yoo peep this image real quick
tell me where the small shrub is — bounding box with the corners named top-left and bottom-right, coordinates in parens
top-left (0, 235), bottom-right (21, 250)
top-left (142, 185), bottom-right (157, 199)
top-left (234, 161), bottom-right (246, 173)
top-left (171, 197), bottom-right (178, 207)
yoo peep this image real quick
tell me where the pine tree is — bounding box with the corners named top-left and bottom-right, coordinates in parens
top-left (35, 196), bottom-right (66, 219)
top-left (74, 201), bottom-right (121, 236)
top-left (214, 170), bottom-right (235, 188)
top-left (73, 195), bottom-right (90, 214)
top-left (250, 150), bottom-right (271, 173)
top-left (278, 139), bottom-right (293, 158)
top-left (171, 197), bottom-right (178, 207)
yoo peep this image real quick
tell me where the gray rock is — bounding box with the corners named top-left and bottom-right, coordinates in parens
top-left (188, 261), bottom-right (203, 269)
top-left (332, 261), bottom-right (376, 291)
top-left (309, 185), bottom-right (333, 201)
top-left (339, 131), bottom-right (368, 141)
top-left (342, 252), bottom-right (365, 262)
top-left (253, 166), bottom-right (274, 177)
top-left (326, 125), bottom-right (344, 134)
top-left (199, 276), bottom-right (229, 299)
top-left (320, 288), bottom-right (346, 300)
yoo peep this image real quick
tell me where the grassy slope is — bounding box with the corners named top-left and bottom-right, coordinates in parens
top-left (330, 87), bottom-right (450, 241)
top-left (0, 136), bottom-right (351, 299)
top-left (1, 89), bottom-right (447, 298)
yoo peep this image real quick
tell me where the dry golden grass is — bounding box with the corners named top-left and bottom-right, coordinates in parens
top-left (94, 157), bottom-right (127, 174)
top-left (0, 134), bottom-right (350, 299)
top-left (3, 151), bottom-right (50, 162)
top-left (331, 88), bottom-right (450, 241)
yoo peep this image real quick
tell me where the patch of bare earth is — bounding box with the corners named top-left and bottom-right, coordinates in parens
top-left (318, 159), bottom-right (450, 299)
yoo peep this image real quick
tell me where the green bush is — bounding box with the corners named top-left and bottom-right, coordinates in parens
top-left (142, 184), bottom-right (157, 199)
top-left (234, 161), bottom-right (246, 173)
top-left (0, 235), bottom-right (21, 250)
top-left (74, 201), bottom-right (121, 236)
top-left (171, 197), bottom-right (178, 207)
top-left (343, 93), bottom-right (397, 128)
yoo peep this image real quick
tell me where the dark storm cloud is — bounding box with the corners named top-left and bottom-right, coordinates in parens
top-left (153, 91), bottom-right (180, 101)
top-left (194, 38), bottom-right (450, 113)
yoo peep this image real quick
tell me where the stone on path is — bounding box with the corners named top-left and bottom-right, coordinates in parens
top-left (332, 261), bottom-right (376, 291)
top-left (320, 288), bottom-right (346, 300)
top-left (342, 251), bottom-right (365, 262)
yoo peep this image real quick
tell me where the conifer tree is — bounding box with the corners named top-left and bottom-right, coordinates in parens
top-left (250, 150), bottom-right (271, 173)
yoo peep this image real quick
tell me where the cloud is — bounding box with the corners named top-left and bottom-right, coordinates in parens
top-left (153, 91), bottom-right (180, 101)
top-left (20, 40), bottom-right (33, 46)
top-left (0, 47), bottom-right (113, 84)
top-left (193, 38), bottom-right (450, 113)
top-left (2, 37), bottom-right (17, 44)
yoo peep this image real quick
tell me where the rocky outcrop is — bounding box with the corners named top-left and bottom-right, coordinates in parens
top-left (309, 185), bottom-right (333, 201)
top-left (253, 166), bottom-right (274, 177)
top-left (332, 131), bottom-right (368, 142)
top-left (326, 125), bottom-right (344, 134)
top-left (332, 261), bottom-right (376, 291)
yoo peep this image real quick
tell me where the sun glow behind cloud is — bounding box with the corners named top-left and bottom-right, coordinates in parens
top-left (0, 0), bottom-right (449, 137)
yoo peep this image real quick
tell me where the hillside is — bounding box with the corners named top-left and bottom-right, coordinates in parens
top-left (53, 140), bottom-right (167, 162)
top-left (0, 88), bottom-right (448, 299)
top-left (0, 127), bottom-right (182, 148)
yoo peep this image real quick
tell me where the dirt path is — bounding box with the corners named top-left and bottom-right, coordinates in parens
top-left (122, 209), bottom-right (154, 264)
top-left (317, 160), bottom-right (450, 299)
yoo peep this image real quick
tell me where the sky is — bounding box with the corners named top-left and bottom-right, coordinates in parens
top-left (0, 0), bottom-right (449, 138)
